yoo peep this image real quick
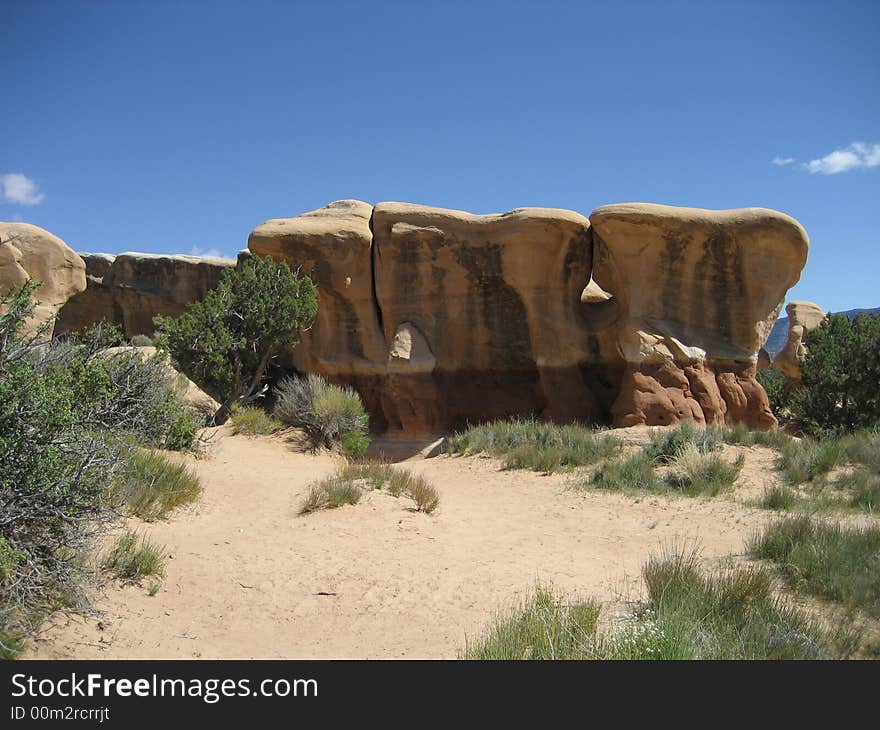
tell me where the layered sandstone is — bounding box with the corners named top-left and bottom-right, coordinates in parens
top-left (773, 300), bottom-right (826, 382)
top-left (0, 222), bottom-right (86, 336)
top-left (588, 204), bottom-right (809, 428)
top-left (55, 252), bottom-right (236, 338)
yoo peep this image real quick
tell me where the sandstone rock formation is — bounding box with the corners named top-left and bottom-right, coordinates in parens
top-left (248, 200), bottom-right (807, 434)
top-left (0, 222), bottom-right (86, 336)
top-left (588, 204), bottom-right (809, 429)
top-left (773, 300), bottom-right (826, 382)
top-left (55, 252), bottom-right (236, 339)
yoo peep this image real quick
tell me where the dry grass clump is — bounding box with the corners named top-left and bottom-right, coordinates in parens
top-left (300, 462), bottom-right (440, 515)
top-left (589, 451), bottom-right (663, 492)
top-left (644, 422), bottom-right (722, 464)
top-left (759, 484), bottom-right (798, 511)
top-left (664, 444), bottom-right (745, 496)
top-left (300, 478), bottom-right (362, 514)
top-left (722, 422), bottom-right (793, 449)
top-left (113, 450), bottom-right (201, 520)
top-left (780, 438), bottom-right (843, 485)
top-left (102, 531), bottom-right (165, 581)
top-left (449, 418), bottom-right (620, 473)
top-left (230, 405), bottom-right (283, 435)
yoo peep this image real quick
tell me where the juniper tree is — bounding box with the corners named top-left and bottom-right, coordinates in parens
top-left (155, 256), bottom-right (318, 424)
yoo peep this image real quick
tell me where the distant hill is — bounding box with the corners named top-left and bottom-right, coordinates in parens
top-left (764, 307), bottom-right (880, 356)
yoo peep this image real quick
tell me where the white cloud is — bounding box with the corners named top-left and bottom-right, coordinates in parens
top-left (772, 157), bottom-right (795, 166)
top-left (1, 173), bottom-right (45, 205)
top-left (188, 244), bottom-right (223, 258)
top-left (804, 142), bottom-right (880, 175)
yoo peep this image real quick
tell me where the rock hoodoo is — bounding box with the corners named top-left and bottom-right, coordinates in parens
top-left (772, 300), bottom-right (827, 382)
top-left (0, 222), bottom-right (86, 336)
top-left (248, 200), bottom-right (809, 433)
top-left (588, 204), bottom-right (809, 429)
top-left (25, 198), bottom-right (810, 436)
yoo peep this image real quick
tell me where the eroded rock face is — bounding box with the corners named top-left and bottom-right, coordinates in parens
top-left (247, 200), bottom-right (808, 434)
top-left (372, 202), bottom-right (606, 432)
top-left (773, 301), bottom-right (826, 381)
top-left (585, 204), bottom-right (809, 429)
top-left (55, 253), bottom-right (235, 339)
top-left (0, 222), bottom-right (86, 336)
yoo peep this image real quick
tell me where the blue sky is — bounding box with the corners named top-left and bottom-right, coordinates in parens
top-left (1, 0), bottom-right (878, 312)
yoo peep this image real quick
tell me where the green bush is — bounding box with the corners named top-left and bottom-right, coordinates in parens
top-left (750, 516), bottom-right (880, 618)
top-left (156, 256), bottom-right (318, 424)
top-left (164, 409), bottom-right (198, 451)
top-left (130, 334), bottom-right (154, 347)
top-left (757, 365), bottom-right (788, 416)
top-left (0, 282), bottom-right (190, 646)
top-left (788, 312), bottom-right (880, 435)
top-left (273, 373), bottom-right (369, 449)
top-left (341, 429), bottom-right (371, 457)
top-left (230, 405), bottom-right (283, 435)
top-left (102, 531), bottom-right (165, 580)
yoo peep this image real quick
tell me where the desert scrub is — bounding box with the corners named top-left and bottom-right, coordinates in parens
top-left (102, 531), bottom-right (165, 580)
top-left (129, 334), bottom-right (154, 347)
top-left (589, 451), bottom-right (663, 492)
top-left (632, 548), bottom-right (858, 659)
top-left (664, 444), bottom-right (745, 496)
top-left (723, 422), bottom-right (792, 449)
top-left (449, 418), bottom-right (620, 473)
top-left (163, 409), bottom-right (199, 451)
top-left (644, 422), bottom-right (722, 464)
top-left (301, 463), bottom-right (440, 514)
top-left (463, 548), bottom-right (857, 660)
top-left (230, 405), bottom-right (283, 435)
top-left (300, 478), bottom-right (362, 514)
top-left (115, 450), bottom-right (201, 520)
top-left (750, 516), bottom-right (880, 618)
top-left (461, 583), bottom-right (601, 660)
top-left (842, 471), bottom-right (880, 511)
top-left (273, 373), bottom-right (370, 450)
top-left (759, 485), bottom-right (797, 511)
top-left (779, 438), bottom-right (843, 484)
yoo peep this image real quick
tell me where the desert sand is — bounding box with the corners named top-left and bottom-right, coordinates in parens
top-left (28, 427), bottom-right (782, 659)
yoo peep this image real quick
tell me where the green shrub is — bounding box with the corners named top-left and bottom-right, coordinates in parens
top-left (0, 282), bottom-right (185, 644)
top-left (757, 365), bottom-right (788, 416)
top-left (230, 405), bottom-right (283, 435)
top-left (590, 451), bottom-right (664, 492)
top-left (462, 584), bottom-right (601, 660)
top-left (844, 471), bottom-right (880, 511)
top-left (450, 418), bottom-right (620, 472)
top-left (341, 429), bottom-right (371, 457)
top-left (115, 450), bottom-right (202, 520)
top-left (838, 430), bottom-right (880, 472)
top-left (273, 373), bottom-right (369, 449)
top-left (130, 334), bottom-right (154, 347)
top-left (164, 409), bottom-right (198, 451)
top-left (750, 516), bottom-right (880, 618)
top-left (156, 255), bottom-right (318, 424)
top-left (644, 422), bottom-right (722, 465)
top-left (664, 445), bottom-right (744, 496)
top-left (102, 531), bottom-right (165, 580)
top-left (788, 312), bottom-right (880, 435)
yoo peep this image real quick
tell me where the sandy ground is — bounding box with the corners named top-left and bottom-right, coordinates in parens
top-left (28, 428), bottom-right (788, 659)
